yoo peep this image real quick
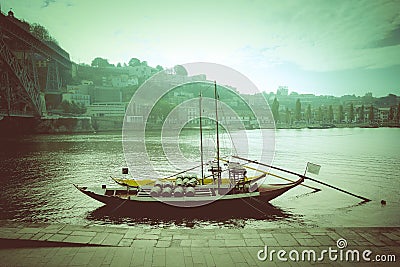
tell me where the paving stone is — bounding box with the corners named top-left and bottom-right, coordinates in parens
top-left (291, 232), bottom-right (313, 239)
top-left (42, 224), bottom-right (65, 234)
top-left (225, 239), bottom-right (246, 247)
top-left (261, 236), bottom-right (280, 246)
top-left (216, 233), bottom-right (243, 240)
top-left (296, 238), bottom-right (322, 246)
top-left (382, 232), bottom-right (400, 241)
top-left (136, 234), bottom-right (159, 240)
top-left (87, 247), bottom-right (113, 267)
top-left (47, 233), bottom-right (68, 242)
top-left (118, 238), bottom-right (133, 247)
top-left (17, 227), bottom-right (41, 235)
top-left (273, 233), bottom-right (299, 246)
top-left (191, 252), bottom-right (206, 264)
top-left (110, 247), bottom-right (133, 267)
top-left (156, 240), bottom-right (172, 248)
top-left (69, 251), bottom-right (94, 266)
top-left (180, 239), bottom-right (192, 247)
top-left (191, 239), bottom-right (209, 247)
top-left (18, 233), bottom-right (35, 240)
top-left (123, 229), bottom-right (140, 239)
top-left (89, 232), bottom-right (109, 245)
top-left (58, 230), bottom-right (73, 235)
top-left (63, 234), bottom-right (93, 244)
top-left (173, 234), bottom-right (189, 239)
top-left (244, 238), bottom-right (264, 247)
top-left (132, 239), bottom-right (157, 247)
top-left (38, 233), bottom-right (53, 241)
top-left (184, 256), bottom-right (194, 267)
top-left (208, 239), bottom-right (225, 247)
top-left (242, 233), bottom-right (261, 239)
top-left (314, 235), bottom-right (336, 246)
top-left (100, 247), bottom-right (118, 265)
top-left (131, 247), bottom-right (146, 266)
top-left (101, 233), bottom-right (124, 246)
top-left (71, 230), bottom-right (97, 237)
top-left (159, 236), bottom-right (172, 241)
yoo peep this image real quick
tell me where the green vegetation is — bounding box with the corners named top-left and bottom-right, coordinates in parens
top-left (59, 100), bottom-right (86, 115)
top-left (271, 98), bottom-right (279, 123)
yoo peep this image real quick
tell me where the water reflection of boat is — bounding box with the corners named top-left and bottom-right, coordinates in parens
top-left (87, 201), bottom-right (294, 224)
top-left (75, 82), bottom-right (305, 214)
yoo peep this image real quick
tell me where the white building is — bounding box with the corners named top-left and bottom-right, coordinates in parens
top-left (277, 86), bottom-right (289, 96)
top-left (86, 102), bottom-right (127, 117)
top-left (62, 92), bottom-right (90, 106)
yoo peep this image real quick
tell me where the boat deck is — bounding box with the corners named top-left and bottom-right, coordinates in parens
top-left (87, 185), bottom-right (260, 202)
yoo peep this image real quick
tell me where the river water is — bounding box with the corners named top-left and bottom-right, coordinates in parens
top-left (0, 128), bottom-right (399, 229)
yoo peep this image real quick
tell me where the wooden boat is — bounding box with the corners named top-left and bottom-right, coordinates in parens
top-left (74, 176), bottom-right (303, 211)
top-left (75, 82), bottom-right (305, 213)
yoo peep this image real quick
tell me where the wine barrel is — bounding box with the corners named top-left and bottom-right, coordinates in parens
top-left (163, 181), bottom-right (173, 188)
top-left (185, 187), bottom-right (195, 197)
top-left (175, 177), bottom-right (183, 186)
top-left (154, 180), bottom-right (163, 188)
top-left (150, 186), bottom-right (161, 197)
top-left (187, 178), bottom-right (198, 187)
top-left (173, 186), bottom-right (184, 197)
top-left (161, 187), bottom-right (172, 197)
top-left (183, 178), bottom-right (189, 186)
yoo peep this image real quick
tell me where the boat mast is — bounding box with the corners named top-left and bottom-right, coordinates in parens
top-left (199, 91), bottom-right (204, 185)
top-left (214, 81), bottom-right (221, 193)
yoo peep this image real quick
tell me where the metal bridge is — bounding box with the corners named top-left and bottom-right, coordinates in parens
top-left (0, 10), bottom-right (72, 118)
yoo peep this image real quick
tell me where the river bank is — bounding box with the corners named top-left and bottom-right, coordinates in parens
top-left (1, 115), bottom-right (399, 135)
top-left (0, 222), bottom-right (398, 266)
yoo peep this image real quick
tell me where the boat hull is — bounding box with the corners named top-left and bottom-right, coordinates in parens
top-left (75, 176), bottom-right (303, 217)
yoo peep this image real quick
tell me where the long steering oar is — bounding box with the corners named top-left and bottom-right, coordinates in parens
top-left (233, 155), bottom-right (371, 203)
top-left (244, 164), bottom-right (320, 192)
top-left (219, 158), bottom-right (320, 191)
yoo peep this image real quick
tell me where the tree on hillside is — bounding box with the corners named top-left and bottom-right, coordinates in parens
top-left (174, 65), bottom-right (188, 76)
top-left (295, 99), bottom-right (301, 121)
top-left (128, 58), bottom-right (141, 67)
top-left (271, 97), bottom-right (280, 123)
top-left (117, 63), bottom-right (122, 67)
top-left (397, 103), bottom-right (400, 124)
top-left (60, 101), bottom-right (86, 115)
top-left (317, 107), bottom-right (323, 122)
top-left (349, 103), bottom-right (354, 123)
top-left (359, 104), bottom-right (365, 122)
top-left (388, 107), bottom-right (395, 122)
top-left (328, 105), bottom-right (334, 122)
top-left (285, 107), bottom-right (291, 124)
top-left (369, 105), bottom-right (374, 122)
top-left (338, 105), bottom-right (344, 123)
top-left (30, 23), bottom-right (58, 44)
top-left (306, 104), bottom-right (311, 124)
top-left (91, 57), bottom-right (112, 68)
top-left (156, 65), bottom-right (164, 72)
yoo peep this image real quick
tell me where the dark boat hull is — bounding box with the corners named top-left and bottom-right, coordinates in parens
top-left (75, 177), bottom-right (303, 217)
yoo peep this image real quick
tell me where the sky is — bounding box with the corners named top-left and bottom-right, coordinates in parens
top-left (2, 0), bottom-right (400, 97)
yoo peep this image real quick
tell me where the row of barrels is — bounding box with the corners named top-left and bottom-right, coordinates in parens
top-left (150, 184), bottom-right (195, 197)
top-left (149, 177), bottom-right (198, 197)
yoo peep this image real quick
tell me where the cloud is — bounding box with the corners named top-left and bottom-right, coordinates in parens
top-left (246, 0), bottom-right (400, 72)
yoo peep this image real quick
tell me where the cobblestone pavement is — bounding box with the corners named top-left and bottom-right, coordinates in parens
top-left (0, 223), bottom-right (398, 266)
